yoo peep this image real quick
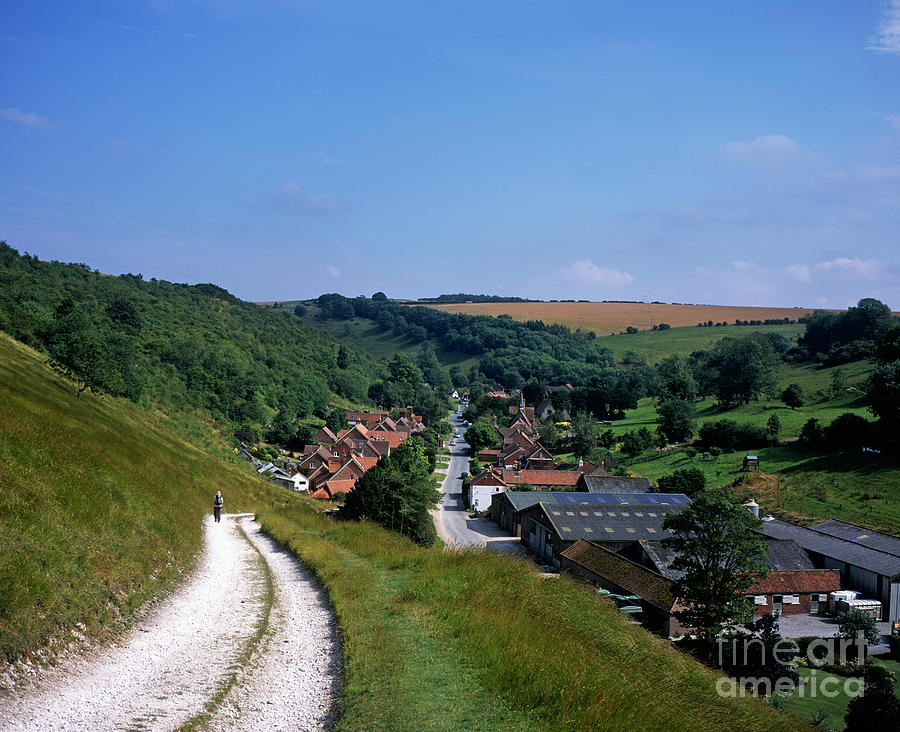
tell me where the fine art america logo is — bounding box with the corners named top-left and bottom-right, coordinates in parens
top-left (716, 633), bottom-right (868, 699)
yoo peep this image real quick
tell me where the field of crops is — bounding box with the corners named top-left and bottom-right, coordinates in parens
top-left (423, 301), bottom-right (824, 334)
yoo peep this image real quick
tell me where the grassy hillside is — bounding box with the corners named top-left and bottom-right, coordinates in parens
top-left (0, 333), bottom-right (291, 664)
top-left (261, 503), bottom-right (806, 732)
top-left (0, 243), bottom-right (381, 434)
top-left (300, 312), bottom-right (479, 373)
top-left (597, 323), bottom-right (807, 363)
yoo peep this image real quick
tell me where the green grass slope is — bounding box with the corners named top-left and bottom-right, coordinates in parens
top-left (290, 305), bottom-right (480, 373)
top-left (0, 333), bottom-right (290, 664)
top-left (597, 323), bottom-right (807, 364)
top-left (261, 504), bottom-right (807, 732)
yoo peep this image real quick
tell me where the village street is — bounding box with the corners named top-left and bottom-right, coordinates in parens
top-left (432, 414), bottom-right (532, 558)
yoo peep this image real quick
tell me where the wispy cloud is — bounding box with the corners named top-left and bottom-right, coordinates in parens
top-left (0, 107), bottom-right (52, 130)
top-left (267, 181), bottom-right (344, 216)
top-left (561, 260), bottom-right (634, 287)
top-left (814, 257), bottom-right (882, 278)
top-left (325, 264), bottom-right (341, 277)
top-left (868, 0), bottom-right (900, 55)
top-left (718, 134), bottom-right (820, 166)
top-left (312, 150), bottom-right (346, 166)
top-left (784, 263), bottom-right (811, 283)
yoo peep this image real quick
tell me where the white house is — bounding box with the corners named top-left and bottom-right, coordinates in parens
top-left (469, 471), bottom-right (507, 512)
top-left (264, 466), bottom-right (309, 492)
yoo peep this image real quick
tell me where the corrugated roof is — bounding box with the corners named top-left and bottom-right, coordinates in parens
top-left (759, 519), bottom-right (900, 578)
top-left (580, 475), bottom-right (652, 493)
top-left (538, 502), bottom-right (685, 542)
top-left (808, 520), bottom-right (900, 558)
top-left (499, 491), bottom-right (691, 512)
top-left (640, 538), bottom-right (815, 581)
top-left (765, 539), bottom-right (817, 570)
top-left (560, 539), bottom-right (678, 613)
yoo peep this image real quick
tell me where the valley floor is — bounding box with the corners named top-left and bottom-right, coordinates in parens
top-left (0, 515), bottom-right (340, 731)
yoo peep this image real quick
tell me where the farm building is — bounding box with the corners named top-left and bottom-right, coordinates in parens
top-left (471, 468), bottom-right (583, 493)
top-left (745, 570), bottom-right (842, 617)
top-left (520, 500), bottom-right (688, 566)
top-left (559, 539), bottom-right (687, 637)
top-left (758, 519), bottom-right (900, 623)
top-left (639, 537), bottom-right (818, 579)
top-left (491, 491), bottom-right (691, 538)
top-left (576, 474), bottom-right (652, 493)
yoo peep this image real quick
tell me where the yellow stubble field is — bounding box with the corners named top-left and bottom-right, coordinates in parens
top-left (422, 302), bottom-right (823, 334)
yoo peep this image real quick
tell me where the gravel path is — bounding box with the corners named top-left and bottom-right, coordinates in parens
top-left (0, 513), bottom-right (340, 731)
top-left (208, 517), bottom-right (341, 731)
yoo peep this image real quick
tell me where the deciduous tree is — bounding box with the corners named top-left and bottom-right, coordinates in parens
top-left (662, 491), bottom-right (768, 644)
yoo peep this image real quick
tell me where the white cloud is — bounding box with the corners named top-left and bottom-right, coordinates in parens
top-left (868, 0), bottom-right (900, 56)
top-left (784, 263), bottom-right (811, 283)
top-left (562, 260), bottom-right (634, 286)
top-left (730, 260), bottom-right (760, 273)
top-left (268, 181), bottom-right (344, 216)
top-left (0, 107), bottom-right (52, 130)
top-left (325, 264), bottom-right (341, 277)
top-left (814, 257), bottom-right (882, 278)
top-left (718, 134), bottom-right (820, 166)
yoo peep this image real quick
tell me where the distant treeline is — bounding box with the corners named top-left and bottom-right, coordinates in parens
top-left (0, 242), bottom-right (381, 432)
top-left (696, 317), bottom-right (800, 327)
top-left (313, 292), bottom-right (614, 387)
top-left (416, 293), bottom-right (536, 303)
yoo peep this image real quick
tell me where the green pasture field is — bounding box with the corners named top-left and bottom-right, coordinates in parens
top-left (603, 354), bottom-right (872, 442)
top-left (597, 323), bottom-right (807, 364)
top-left (617, 445), bottom-right (899, 534)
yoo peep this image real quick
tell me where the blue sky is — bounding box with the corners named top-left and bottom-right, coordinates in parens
top-left (2, 1), bottom-right (899, 308)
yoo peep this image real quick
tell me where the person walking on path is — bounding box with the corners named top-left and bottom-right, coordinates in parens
top-left (213, 491), bottom-right (223, 523)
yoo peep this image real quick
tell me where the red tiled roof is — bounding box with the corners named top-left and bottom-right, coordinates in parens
top-left (356, 456), bottom-right (380, 471)
top-left (368, 431), bottom-right (405, 448)
top-left (309, 487), bottom-right (332, 499)
top-left (748, 570), bottom-right (841, 595)
top-left (471, 471), bottom-right (507, 487)
top-left (498, 469), bottom-right (582, 486)
top-left (323, 479), bottom-right (357, 496)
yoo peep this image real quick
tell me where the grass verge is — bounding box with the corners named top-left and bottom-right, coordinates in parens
top-left (260, 503), bottom-right (807, 731)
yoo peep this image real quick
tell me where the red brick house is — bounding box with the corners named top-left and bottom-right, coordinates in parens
top-left (746, 570), bottom-right (841, 617)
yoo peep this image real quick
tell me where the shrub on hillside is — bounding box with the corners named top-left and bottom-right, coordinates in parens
top-left (657, 468), bottom-right (706, 497)
top-left (825, 413), bottom-right (874, 449)
top-left (697, 419), bottom-right (770, 450)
